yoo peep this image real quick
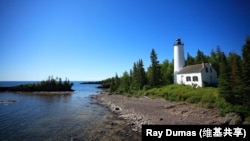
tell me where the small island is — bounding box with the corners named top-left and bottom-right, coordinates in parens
top-left (0, 76), bottom-right (74, 92)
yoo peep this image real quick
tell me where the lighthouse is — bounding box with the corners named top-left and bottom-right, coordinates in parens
top-left (174, 38), bottom-right (185, 84)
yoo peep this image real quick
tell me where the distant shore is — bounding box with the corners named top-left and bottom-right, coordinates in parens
top-left (80, 81), bottom-right (110, 89)
top-left (93, 92), bottom-right (242, 132)
top-left (80, 81), bottom-right (101, 84)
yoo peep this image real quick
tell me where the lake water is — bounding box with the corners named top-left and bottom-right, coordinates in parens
top-left (0, 81), bottom-right (141, 141)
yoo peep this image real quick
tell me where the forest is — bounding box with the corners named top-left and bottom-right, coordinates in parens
top-left (0, 76), bottom-right (74, 92)
top-left (101, 37), bottom-right (250, 120)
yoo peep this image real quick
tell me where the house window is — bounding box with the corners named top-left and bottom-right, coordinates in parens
top-left (205, 67), bottom-right (208, 73)
top-left (210, 68), bottom-right (212, 73)
top-left (193, 76), bottom-right (198, 81)
top-left (186, 76), bottom-right (191, 81)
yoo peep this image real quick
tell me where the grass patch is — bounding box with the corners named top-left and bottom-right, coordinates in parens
top-left (137, 84), bottom-right (250, 120)
top-left (144, 85), bottom-right (218, 107)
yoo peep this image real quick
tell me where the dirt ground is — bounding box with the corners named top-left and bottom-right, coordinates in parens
top-left (94, 92), bottom-right (226, 132)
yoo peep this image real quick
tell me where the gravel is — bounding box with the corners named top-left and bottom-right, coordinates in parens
top-left (94, 92), bottom-right (226, 132)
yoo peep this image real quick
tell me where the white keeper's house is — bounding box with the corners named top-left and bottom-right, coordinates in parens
top-left (173, 38), bottom-right (217, 87)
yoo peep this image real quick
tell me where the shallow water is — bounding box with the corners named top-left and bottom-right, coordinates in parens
top-left (0, 82), bottom-right (140, 141)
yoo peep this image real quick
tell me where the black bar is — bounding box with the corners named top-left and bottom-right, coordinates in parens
top-left (142, 125), bottom-right (250, 141)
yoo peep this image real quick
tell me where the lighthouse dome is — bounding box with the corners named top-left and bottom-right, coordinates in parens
top-left (175, 38), bottom-right (183, 45)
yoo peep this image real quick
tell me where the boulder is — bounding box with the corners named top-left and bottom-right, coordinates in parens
top-left (224, 112), bottom-right (242, 125)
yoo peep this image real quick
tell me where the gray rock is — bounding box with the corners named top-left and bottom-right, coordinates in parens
top-left (242, 121), bottom-right (250, 125)
top-left (224, 112), bottom-right (242, 125)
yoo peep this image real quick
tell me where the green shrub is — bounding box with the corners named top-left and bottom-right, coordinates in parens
top-left (200, 94), bottom-right (216, 108)
top-left (186, 95), bottom-right (201, 103)
top-left (245, 116), bottom-right (250, 122)
top-left (215, 97), bottom-right (231, 116)
top-left (143, 85), bottom-right (152, 91)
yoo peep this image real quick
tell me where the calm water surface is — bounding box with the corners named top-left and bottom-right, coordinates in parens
top-left (0, 81), bottom-right (140, 141)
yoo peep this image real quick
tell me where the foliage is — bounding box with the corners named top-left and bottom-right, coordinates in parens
top-left (217, 37), bottom-right (250, 107)
top-left (131, 59), bottom-right (147, 91)
top-left (160, 59), bottom-right (174, 85)
top-left (195, 49), bottom-right (208, 64)
top-left (241, 36), bottom-right (250, 106)
top-left (208, 46), bottom-right (220, 77)
top-left (218, 52), bottom-right (232, 103)
top-left (147, 49), bottom-right (161, 87)
top-left (118, 71), bottom-right (130, 93)
top-left (185, 53), bottom-right (195, 66)
top-left (13, 75), bottom-right (74, 91)
top-left (102, 49), bottom-right (174, 94)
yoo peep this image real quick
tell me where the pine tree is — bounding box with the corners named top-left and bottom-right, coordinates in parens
top-left (160, 60), bottom-right (169, 85)
top-left (137, 59), bottom-right (147, 89)
top-left (160, 59), bottom-right (174, 85)
top-left (166, 60), bottom-right (174, 84)
top-left (119, 71), bottom-right (130, 93)
top-left (228, 52), bottom-right (243, 104)
top-left (109, 77), bottom-right (116, 92)
top-left (131, 59), bottom-right (146, 90)
top-left (109, 73), bottom-right (120, 92)
top-left (148, 49), bottom-right (161, 87)
top-left (114, 73), bottom-right (120, 91)
top-left (241, 36), bottom-right (250, 105)
top-left (218, 52), bottom-right (232, 102)
top-left (208, 49), bottom-right (220, 77)
top-left (216, 46), bottom-right (223, 76)
top-left (195, 50), bottom-right (207, 64)
top-left (186, 53), bottom-right (195, 66)
top-left (131, 62), bottom-right (138, 90)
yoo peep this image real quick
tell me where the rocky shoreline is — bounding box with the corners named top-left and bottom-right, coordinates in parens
top-left (93, 92), bottom-right (248, 133)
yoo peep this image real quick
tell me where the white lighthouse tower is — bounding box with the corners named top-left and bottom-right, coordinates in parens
top-left (174, 38), bottom-right (185, 84)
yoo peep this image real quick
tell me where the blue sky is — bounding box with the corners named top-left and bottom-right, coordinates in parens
top-left (0, 0), bottom-right (249, 81)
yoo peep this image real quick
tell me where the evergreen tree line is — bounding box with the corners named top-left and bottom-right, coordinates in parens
top-left (217, 37), bottom-right (250, 106)
top-left (102, 49), bottom-right (173, 93)
top-left (102, 37), bottom-right (250, 106)
top-left (16, 75), bottom-right (74, 91)
top-left (186, 37), bottom-right (250, 106)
